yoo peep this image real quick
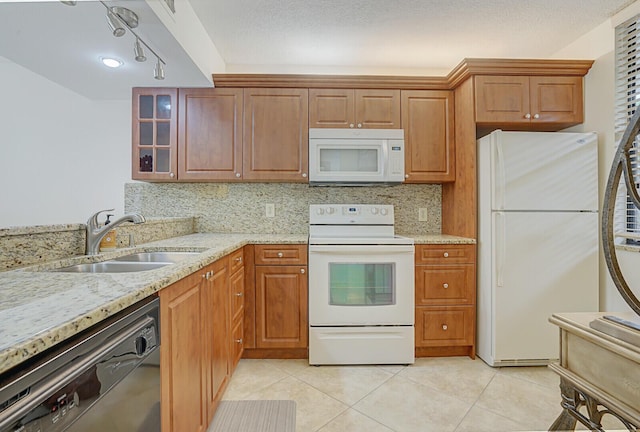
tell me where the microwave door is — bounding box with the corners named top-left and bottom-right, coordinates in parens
top-left (310, 140), bottom-right (384, 183)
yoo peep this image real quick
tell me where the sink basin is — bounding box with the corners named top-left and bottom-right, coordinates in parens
top-left (112, 251), bottom-right (201, 263)
top-left (53, 261), bottom-right (170, 273)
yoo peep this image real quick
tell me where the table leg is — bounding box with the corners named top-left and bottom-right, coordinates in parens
top-left (549, 378), bottom-right (578, 431)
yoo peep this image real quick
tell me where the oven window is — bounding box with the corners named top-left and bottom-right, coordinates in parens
top-left (319, 148), bottom-right (379, 173)
top-left (329, 263), bottom-right (395, 305)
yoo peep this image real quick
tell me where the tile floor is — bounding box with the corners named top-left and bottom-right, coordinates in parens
top-left (215, 357), bottom-right (628, 432)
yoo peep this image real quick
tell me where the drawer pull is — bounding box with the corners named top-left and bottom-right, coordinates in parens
top-left (235, 257), bottom-right (242, 262)
top-left (277, 252), bottom-right (284, 258)
top-left (235, 292), bottom-right (243, 297)
top-left (300, 268), bottom-right (306, 274)
top-left (235, 338), bottom-right (243, 344)
top-left (442, 324), bottom-right (448, 331)
top-left (443, 283), bottom-right (449, 289)
top-left (443, 252), bottom-right (449, 258)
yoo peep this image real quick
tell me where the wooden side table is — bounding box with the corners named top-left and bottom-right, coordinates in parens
top-left (548, 312), bottom-right (640, 431)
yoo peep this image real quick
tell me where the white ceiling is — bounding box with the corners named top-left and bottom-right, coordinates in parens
top-left (0, 0), bottom-right (636, 100)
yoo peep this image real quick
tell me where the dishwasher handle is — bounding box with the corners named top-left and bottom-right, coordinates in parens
top-left (0, 316), bottom-right (155, 431)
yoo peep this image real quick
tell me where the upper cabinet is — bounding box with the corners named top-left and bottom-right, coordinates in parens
top-left (474, 75), bottom-right (584, 129)
top-left (132, 88), bottom-right (178, 181)
top-left (309, 89), bottom-right (401, 129)
top-left (178, 88), bottom-right (243, 181)
top-left (401, 90), bottom-right (455, 183)
top-left (243, 88), bottom-right (309, 182)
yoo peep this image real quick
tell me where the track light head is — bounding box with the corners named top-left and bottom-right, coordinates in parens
top-left (106, 9), bottom-right (125, 37)
top-left (134, 38), bottom-right (147, 62)
top-left (154, 58), bottom-right (165, 80)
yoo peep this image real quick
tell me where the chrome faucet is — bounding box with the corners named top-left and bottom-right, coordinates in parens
top-left (86, 209), bottom-right (146, 255)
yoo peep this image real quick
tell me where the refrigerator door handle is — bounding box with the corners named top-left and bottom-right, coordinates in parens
top-left (495, 138), bottom-right (505, 210)
top-left (496, 211), bottom-right (505, 288)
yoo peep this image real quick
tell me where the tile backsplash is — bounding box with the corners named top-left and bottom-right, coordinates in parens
top-left (125, 182), bottom-right (441, 235)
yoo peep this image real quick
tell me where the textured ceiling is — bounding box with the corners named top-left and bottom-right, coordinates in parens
top-left (190, 0), bottom-right (637, 74)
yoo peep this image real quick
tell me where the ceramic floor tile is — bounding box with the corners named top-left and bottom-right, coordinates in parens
top-left (354, 374), bottom-right (472, 432)
top-left (222, 359), bottom-right (289, 400)
top-left (294, 364), bottom-right (395, 405)
top-left (317, 408), bottom-right (395, 432)
top-left (242, 375), bottom-right (348, 432)
top-left (475, 372), bottom-right (562, 431)
top-left (454, 405), bottom-right (537, 432)
top-left (496, 364), bottom-right (560, 391)
top-left (265, 358), bottom-right (315, 376)
top-left (399, 357), bottom-right (497, 404)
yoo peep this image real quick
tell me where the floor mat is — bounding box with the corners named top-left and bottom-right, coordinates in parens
top-left (208, 400), bottom-right (296, 432)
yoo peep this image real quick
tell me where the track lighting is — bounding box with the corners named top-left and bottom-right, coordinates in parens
top-left (106, 9), bottom-right (126, 37)
top-left (134, 38), bottom-right (146, 62)
top-left (154, 58), bottom-right (165, 80)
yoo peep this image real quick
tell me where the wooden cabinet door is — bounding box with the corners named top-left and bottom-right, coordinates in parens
top-left (178, 88), bottom-right (243, 181)
top-left (415, 306), bottom-right (475, 347)
top-left (202, 258), bottom-right (229, 422)
top-left (242, 88), bottom-right (309, 181)
top-left (415, 264), bottom-right (475, 305)
top-left (132, 87), bottom-right (178, 181)
top-left (529, 76), bottom-right (583, 124)
top-left (255, 265), bottom-right (308, 348)
top-left (401, 90), bottom-right (455, 182)
top-left (355, 89), bottom-right (401, 129)
top-left (160, 273), bottom-right (206, 432)
top-left (474, 76), bottom-right (530, 124)
top-left (309, 88), bottom-right (355, 128)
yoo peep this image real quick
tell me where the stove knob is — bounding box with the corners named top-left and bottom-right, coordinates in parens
top-left (326, 207), bottom-right (335, 215)
top-left (380, 208), bottom-right (388, 216)
top-left (316, 208), bottom-right (324, 215)
top-left (371, 207), bottom-right (378, 215)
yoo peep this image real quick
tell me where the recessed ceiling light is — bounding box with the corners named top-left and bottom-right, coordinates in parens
top-left (100, 57), bottom-right (123, 68)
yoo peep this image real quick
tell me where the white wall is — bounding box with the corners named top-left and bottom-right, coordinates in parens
top-left (553, 4), bottom-right (638, 313)
top-left (0, 57), bottom-right (131, 227)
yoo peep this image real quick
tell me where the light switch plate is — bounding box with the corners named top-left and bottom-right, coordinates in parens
top-left (418, 208), bottom-right (428, 222)
top-left (266, 203), bottom-right (275, 218)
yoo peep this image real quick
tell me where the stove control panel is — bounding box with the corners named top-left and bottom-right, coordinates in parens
top-left (310, 204), bottom-right (394, 225)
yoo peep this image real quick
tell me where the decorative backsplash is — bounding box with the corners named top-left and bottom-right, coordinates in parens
top-left (125, 183), bottom-right (441, 235)
top-left (0, 218), bottom-right (195, 271)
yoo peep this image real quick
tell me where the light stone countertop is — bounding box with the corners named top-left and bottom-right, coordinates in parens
top-left (0, 232), bottom-right (474, 375)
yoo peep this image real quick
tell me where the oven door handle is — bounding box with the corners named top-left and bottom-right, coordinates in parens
top-left (309, 245), bottom-right (415, 254)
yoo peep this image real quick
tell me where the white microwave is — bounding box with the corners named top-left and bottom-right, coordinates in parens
top-left (308, 128), bottom-right (405, 186)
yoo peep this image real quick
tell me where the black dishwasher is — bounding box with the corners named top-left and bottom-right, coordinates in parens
top-left (0, 297), bottom-right (160, 432)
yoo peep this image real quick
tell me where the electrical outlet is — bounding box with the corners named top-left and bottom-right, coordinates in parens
top-left (418, 208), bottom-right (428, 222)
top-left (265, 203), bottom-right (275, 218)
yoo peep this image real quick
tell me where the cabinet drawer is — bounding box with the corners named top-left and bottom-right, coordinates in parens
top-left (415, 264), bottom-right (474, 305)
top-left (230, 265), bottom-right (245, 324)
top-left (229, 248), bottom-right (244, 274)
top-left (415, 306), bottom-right (474, 347)
top-left (415, 244), bottom-right (475, 264)
top-left (254, 244), bottom-right (308, 265)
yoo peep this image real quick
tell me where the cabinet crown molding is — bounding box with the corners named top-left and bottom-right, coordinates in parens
top-left (213, 58), bottom-right (594, 90)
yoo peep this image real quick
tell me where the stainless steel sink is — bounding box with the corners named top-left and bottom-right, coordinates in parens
top-left (112, 251), bottom-right (201, 263)
top-left (53, 261), bottom-right (171, 273)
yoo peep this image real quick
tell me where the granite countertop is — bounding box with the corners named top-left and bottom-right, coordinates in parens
top-left (0, 232), bottom-right (474, 375)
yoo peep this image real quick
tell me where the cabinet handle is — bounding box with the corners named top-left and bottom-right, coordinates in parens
top-left (300, 268), bottom-right (306, 274)
top-left (235, 292), bottom-right (243, 297)
top-left (235, 173), bottom-right (241, 178)
top-left (235, 257), bottom-right (242, 262)
top-left (533, 113), bottom-right (540, 119)
top-left (443, 283), bottom-right (449, 289)
top-left (405, 174), bottom-right (409, 179)
top-left (277, 252), bottom-right (284, 258)
top-left (236, 338), bottom-right (243, 344)
top-left (169, 172), bottom-right (175, 178)
top-left (302, 173), bottom-right (307, 178)
top-left (357, 123), bottom-right (362, 128)
top-left (349, 123), bottom-right (355, 128)
top-left (443, 252), bottom-right (449, 258)
top-left (442, 324), bottom-right (448, 331)
top-left (524, 113), bottom-right (531, 119)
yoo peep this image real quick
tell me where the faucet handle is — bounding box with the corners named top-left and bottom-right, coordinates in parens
top-left (87, 209), bottom-right (115, 226)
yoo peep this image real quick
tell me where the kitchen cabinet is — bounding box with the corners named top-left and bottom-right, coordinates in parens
top-left (132, 88), bottom-right (178, 181)
top-left (414, 244), bottom-right (476, 358)
top-left (253, 245), bottom-right (308, 350)
top-left (178, 88), bottom-right (243, 181)
top-left (309, 88), bottom-right (401, 129)
top-left (474, 75), bottom-right (583, 129)
top-left (401, 90), bottom-right (455, 183)
top-left (243, 88), bottom-right (309, 181)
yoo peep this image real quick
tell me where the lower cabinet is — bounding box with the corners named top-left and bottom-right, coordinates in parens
top-left (160, 249), bottom-right (244, 432)
top-left (414, 244), bottom-right (476, 358)
top-left (243, 244), bottom-right (309, 358)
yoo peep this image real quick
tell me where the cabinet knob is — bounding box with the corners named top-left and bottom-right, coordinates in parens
top-left (349, 123), bottom-right (355, 128)
top-left (235, 173), bottom-right (241, 178)
top-left (524, 113), bottom-right (531, 119)
top-left (169, 172), bottom-right (175, 178)
top-left (302, 173), bottom-right (307, 178)
top-left (442, 324), bottom-right (448, 331)
top-left (277, 252), bottom-right (284, 258)
top-left (357, 123), bottom-right (362, 128)
top-left (443, 283), bottom-right (449, 289)
top-left (300, 268), bottom-right (306, 274)
top-left (235, 257), bottom-right (242, 262)
top-left (235, 338), bottom-right (243, 344)
top-left (235, 292), bottom-right (243, 297)
top-left (443, 252), bottom-right (449, 258)
top-left (405, 174), bottom-right (409, 179)
top-left (533, 113), bottom-right (540, 119)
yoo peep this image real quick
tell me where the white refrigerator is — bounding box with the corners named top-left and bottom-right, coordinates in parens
top-left (477, 130), bottom-right (599, 366)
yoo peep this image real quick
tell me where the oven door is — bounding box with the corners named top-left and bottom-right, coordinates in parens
top-left (308, 244), bottom-right (414, 325)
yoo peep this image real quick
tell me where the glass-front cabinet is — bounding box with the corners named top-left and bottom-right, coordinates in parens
top-left (132, 88), bottom-right (177, 180)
